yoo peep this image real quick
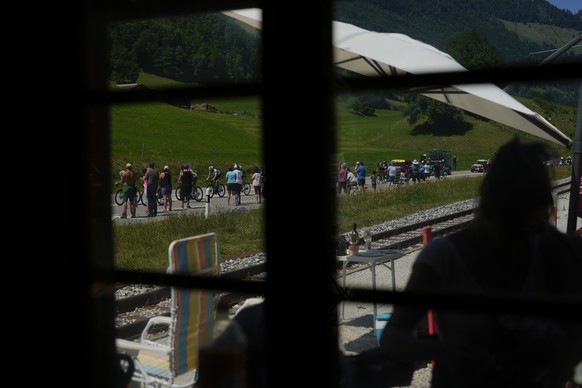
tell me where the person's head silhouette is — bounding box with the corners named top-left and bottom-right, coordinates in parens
top-left (476, 137), bottom-right (554, 238)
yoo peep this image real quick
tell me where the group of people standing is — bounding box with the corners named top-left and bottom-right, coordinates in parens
top-left (225, 163), bottom-right (245, 206)
top-left (226, 163), bottom-right (264, 205)
top-left (337, 161), bottom-right (367, 194)
top-left (118, 162), bottom-right (265, 217)
top-left (117, 161), bottom-right (168, 218)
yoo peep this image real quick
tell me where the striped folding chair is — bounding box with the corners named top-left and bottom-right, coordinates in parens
top-left (117, 233), bottom-right (220, 387)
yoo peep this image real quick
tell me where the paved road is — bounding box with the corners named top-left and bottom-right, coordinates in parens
top-left (110, 170), bottom-right (479, 222)
top-left (111, 187), bottom-right (264, 222)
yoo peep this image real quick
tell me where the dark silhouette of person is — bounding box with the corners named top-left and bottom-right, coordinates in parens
top-left (144, 161), bottom-right (159, 217)
top-left (376, 138), bottom-right (582, 388)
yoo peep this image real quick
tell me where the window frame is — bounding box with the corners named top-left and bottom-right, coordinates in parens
top-left (68, 2), bottom-right (581, 386)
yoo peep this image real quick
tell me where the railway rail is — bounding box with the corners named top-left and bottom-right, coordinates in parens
top-left (115, 179), bottom-right (573, 339)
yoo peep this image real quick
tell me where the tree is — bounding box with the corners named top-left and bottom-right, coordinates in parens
top-left (444, 30), bottom-right (504, 70)
top-left (403, 94), bottom-right (464, 125)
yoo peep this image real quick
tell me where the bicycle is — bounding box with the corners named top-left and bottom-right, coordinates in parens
top-left (205, 179), bottom-right (226, 198)
top-left (242, 180), bottom-right (251, 196)
top-left (342, 180), bottom-right (358, 195)
top-left (114, 184), bottom-right (143, 206)
top-left (139, 187), bottom-right (164, 207)
top-left (174, 182), bottom-right (204, 202)
top-left (351, 184), bottom-right (366, 196)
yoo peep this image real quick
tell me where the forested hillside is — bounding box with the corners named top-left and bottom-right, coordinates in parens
top-left (109, 13), bottom-right (260, 85)
top-left (109, 0), bottom-right (580, 103)
top-left (335, 0), bottom-right (581, 65)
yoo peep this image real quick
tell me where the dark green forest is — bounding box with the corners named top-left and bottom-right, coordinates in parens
top-left (109, 14), bottom-right (260, 85)
top-left (109, 0), bottom-right (581, 104)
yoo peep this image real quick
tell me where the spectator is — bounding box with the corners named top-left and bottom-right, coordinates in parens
top-left (143, 161), bottom-right (159, 217)
top-left (356, 161), bottom-right (367, 193)
top-left (178, 163), bottom-right (195, 209)
top-left (119, 163), bottom-right (137, 219)
top-left (433, 161), bottom-right (441, 179)
top-left (140, 167), bottom-right (148, 214)
top-left (338, 164), bottom-right (348, 194)
top-left (379, 161), bottom-right (388, 183)
top-left (387, 162), bottom-right (398, 186)
top-left (346, 169), bottom-right (357, 192)
top-left (252, 168), bottom-right (263, 203)
top-left (411, 160), bottom-right (421, 183)
top-left (370, 170), bottom-right (377, 191)
top-left (234, 164), bottom-right (244, 205)
top-left (234, 162), bottom-right (246, 181)
top-left (225, 166), bottom-right (237, 206)
top-left (159, 165), bottom-right (173, 212)
top-left (377, 138), bottom-right (582, 388)
top-left (485, 158), bottom-right (492, 173)
top-left (399, 169), bottom-right (406, 184)
top-left (423, 161), bottom-right (431, 180)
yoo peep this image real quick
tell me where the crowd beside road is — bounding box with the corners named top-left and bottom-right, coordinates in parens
top-left (116, 162), bottom-right (265, 218)
top-left (337, 156), bottom-right (458, 195)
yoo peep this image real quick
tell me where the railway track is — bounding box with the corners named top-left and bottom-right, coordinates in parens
top-left (115, 179), bottom-right (573, 339)
top-left (114, 207), bottom-right (475, 339)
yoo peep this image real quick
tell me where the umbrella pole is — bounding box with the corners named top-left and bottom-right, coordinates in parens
top-left (504, 33), bottom-right (582, 233)
top-left (504, 34), bottom-right (582, 94)
top-left (566, 82), bottom-right (582, 234)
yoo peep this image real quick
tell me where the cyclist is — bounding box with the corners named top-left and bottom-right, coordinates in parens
top-left (206, 166), bottom-right (222, 188)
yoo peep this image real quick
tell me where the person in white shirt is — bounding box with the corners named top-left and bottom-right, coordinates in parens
top-left (251, 168), bottom-right (263, 203)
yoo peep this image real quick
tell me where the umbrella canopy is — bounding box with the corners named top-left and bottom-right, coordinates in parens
top-left (223, 8), bottom-right (573, 149)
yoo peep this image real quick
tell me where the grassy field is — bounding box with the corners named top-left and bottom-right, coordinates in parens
top-left (111, 73), bottom-right (577, 183)
top-left (112, 72), bottom-right (576, 271)
top-left (114, 176), bottom-right (485, 271)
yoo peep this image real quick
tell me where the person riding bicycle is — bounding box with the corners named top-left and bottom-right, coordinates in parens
top-left (206, 166), bottom-right (222, 184)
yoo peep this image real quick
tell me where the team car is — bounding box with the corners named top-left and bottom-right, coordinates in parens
top-left (470, 159), bottom-right (488, 173)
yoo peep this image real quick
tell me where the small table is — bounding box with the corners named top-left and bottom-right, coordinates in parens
top-left (337, 248), bottom-right (404, 335)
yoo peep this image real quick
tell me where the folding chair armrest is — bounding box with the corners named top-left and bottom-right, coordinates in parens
top-left (116, 338), bottom-right (172, 357)
top-left (144, 315), bottom-right (172, 328)
top-left (140, 315), bottom-right (172, 343)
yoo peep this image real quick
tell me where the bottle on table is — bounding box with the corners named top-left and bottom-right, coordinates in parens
top-left (349, 223), bottom-right (360, 255)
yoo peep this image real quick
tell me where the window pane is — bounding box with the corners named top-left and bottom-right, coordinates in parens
top-left (109, 13), bottom-right (264, 274)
